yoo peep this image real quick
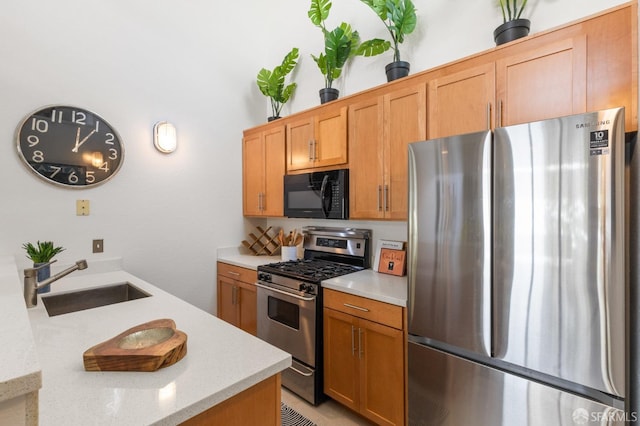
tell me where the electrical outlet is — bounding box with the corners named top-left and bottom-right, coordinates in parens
top-left (92, 239), bottom-right (104, 253)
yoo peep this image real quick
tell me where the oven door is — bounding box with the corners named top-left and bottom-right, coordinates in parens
top-left (256, 281), bottom-right (317, 367)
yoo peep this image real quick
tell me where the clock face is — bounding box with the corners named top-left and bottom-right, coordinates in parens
top-left (16, 105), bottom-right (124, 188)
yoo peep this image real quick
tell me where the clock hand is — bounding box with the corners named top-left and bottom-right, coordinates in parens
top-left (72, 128), bottom-right (97, 153)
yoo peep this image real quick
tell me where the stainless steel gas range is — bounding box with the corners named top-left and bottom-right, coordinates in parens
top-left (256, 226), bottom-right (371, 405)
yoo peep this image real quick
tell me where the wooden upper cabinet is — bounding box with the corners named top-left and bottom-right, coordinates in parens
top-left (496, 35), bottom-right (587, 126)
top-left (242, 125), bottom-right (285, 217)
top-left (286, 106), bottom-right (348, 172)
top-left (349, 84), bottom-right (426, 220)
top-left (384, 86), bottom-right (427, 220)
top-left (428, 63), bottom-right (495, 139)
top-left (349, 97), bottom-right (385, 219)
top-left (242, 132), bottom-right (263, 216)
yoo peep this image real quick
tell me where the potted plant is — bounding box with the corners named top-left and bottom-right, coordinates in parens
top-left (494, 0), bottom-right (530, 46)
top-left (256, 47), bottom-right (299, 121)
top-left (22, 240), bottom-right (65, 293)
top-left (309, 0), bottom-right (390, 103)
top-left (360, 0), bottom-right (417, 82)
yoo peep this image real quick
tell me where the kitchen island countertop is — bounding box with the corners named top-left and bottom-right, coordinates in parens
top-left (20, 259), bottom-right (290, 425)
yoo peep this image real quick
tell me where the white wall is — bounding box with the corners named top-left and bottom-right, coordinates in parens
top-left (0, 0), bottom-right (629, 313)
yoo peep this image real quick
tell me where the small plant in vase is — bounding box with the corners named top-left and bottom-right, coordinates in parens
top-left (359, 0), bottom-right (418, 82)
top-left (309, 0), bottom-right (390, 103)
top-left (494, 0), bottom-right (530, 46)
top-left (22, 240), bottom-right (65, 293)
top-left (256, 47), bottom-right (300, 121)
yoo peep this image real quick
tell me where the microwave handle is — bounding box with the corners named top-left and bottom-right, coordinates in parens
top-left (320, 174), bottom-right (330, 218)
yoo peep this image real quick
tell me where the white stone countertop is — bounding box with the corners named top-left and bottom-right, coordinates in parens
top-left (322, 270), bottom-right (408, 307)
top-left (22, 260), bottom-right (290, 425)
top-left (216, 247), bottom-right (407, 307)
top-left (217, 253), bottom-right (282, 269)
top-left (0, 256), bottom-right (41, 404)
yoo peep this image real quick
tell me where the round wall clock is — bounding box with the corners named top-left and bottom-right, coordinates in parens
top-left (16, 105), bottom-right (124, 188)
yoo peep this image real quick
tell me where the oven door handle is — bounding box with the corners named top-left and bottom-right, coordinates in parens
top-left (255, 282), bottom-right (316, 302)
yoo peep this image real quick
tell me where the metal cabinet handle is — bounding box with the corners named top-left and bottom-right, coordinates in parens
top-left (384, 185), bottom-right (389, 212)
top-left (260, 192), bottom-right (265, 211)
top-left (343, 303), bottom-right (370, 312)
top-left (358, 328), bottom-right (363, 359)
top-left (231, 286), bottom-right (237, 305)
top-left (308, 140), bottom-right (314, 161)
top-left (227, 271), bottom-right (240, 276)
top-left (377, 185), bottom-right (383, 211)
top-left (312, 140), bottom-right (317, 161)
top-left (487, 102), bottom-right (491, 130)
top-left (351, 325), bottom-right (356, 356)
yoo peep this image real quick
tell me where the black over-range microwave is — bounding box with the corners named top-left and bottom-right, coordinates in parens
top-left (284, 169), bottom-right (348, 219)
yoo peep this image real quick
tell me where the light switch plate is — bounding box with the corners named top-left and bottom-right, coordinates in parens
top-left (76, 200), bottom-right (90, 216)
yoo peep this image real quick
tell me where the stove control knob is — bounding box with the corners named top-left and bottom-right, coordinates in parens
top-left (258, 272), bottom-right (271, 282)
top-left (299, 283), bottom-right (308, 292)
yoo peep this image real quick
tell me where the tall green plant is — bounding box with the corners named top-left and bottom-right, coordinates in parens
top-left (360, 0), bottom-right (417, 63)
top-left (309, 0), bottom-right (389, 89)
top-left (256, 47), bottom-right (299, 119)
top-left (498, 0), bottom-right (528, 23)
top-left (22, 241), bottom-right (65, 263)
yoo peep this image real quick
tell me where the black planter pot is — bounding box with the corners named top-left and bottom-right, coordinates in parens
top-left (494, 19), bottom-right (530, 46)
top-left (319, 88), bottom-right (340, 104)
top-left (385, 61), bottom-right (410, 82)
top-left (267, 116), bottom-right (281, 122)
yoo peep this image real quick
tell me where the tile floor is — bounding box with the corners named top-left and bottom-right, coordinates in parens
top-left (281, 387), bottom-right (375, 425)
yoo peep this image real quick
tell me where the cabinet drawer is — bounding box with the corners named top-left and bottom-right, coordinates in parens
top-left (324, 288), bottom-right (403, 330)
top-left (217, 262), bottom-right (257, 284)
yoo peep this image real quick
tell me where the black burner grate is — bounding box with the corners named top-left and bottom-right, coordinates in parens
top-left (260, 259), bottom-right (362, 283)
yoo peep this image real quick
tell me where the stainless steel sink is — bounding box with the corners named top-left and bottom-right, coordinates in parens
top-left (41, 282), bottom-right (151, 317)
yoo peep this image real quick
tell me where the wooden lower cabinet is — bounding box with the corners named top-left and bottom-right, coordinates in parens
top-left (181, 373), bottom-right (281, 426)
top-left (323, 289), bottom-right (405, 426)
top-left (216, 262), bottom-right (257, 335)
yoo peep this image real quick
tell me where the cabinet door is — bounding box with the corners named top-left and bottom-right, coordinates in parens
top-left (242, 132), bottom-right (264, 216)
top-left (323, 307), bottom-right (359, 411)
top-left (496, 35), bottom-right (587, 126)
top-left (314, 106), bottom-right (348, 168)
top-left (384, 84), bottom-right (427, 220)
top-left (286, 118), bottom-right (314, 171)
top-left (217, 276), bottom-right (238, 327)
top-left (262, 126), bottom-right (285, 217)
top-left (428, 62), bottom-right (495, 139)
top-left (359, 318), bottom-right (405, 426)
top-left (238, 284), bottom-right (257, 336)
top-left (348, 97), bottom-right (385, 219)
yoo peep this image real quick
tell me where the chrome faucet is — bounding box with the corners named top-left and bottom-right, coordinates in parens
top-left (24, 259), bottom-right (88, 308)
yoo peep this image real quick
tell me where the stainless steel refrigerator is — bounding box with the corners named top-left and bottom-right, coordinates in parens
top-left (407, 108), bottom-right (628, 425)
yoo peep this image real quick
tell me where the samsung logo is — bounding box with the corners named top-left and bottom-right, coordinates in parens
top-left (576, 119), bottom-right (610, 129)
